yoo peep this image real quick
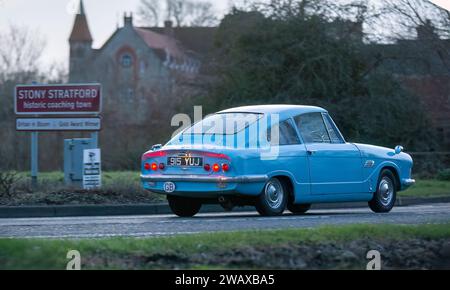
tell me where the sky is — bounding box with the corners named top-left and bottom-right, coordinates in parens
top-left (0, 0), bottom-right (449, 69)
top-left (0, 0), bottom-right (231, 68)
top-left (432, 0), bottom-right (450, 10)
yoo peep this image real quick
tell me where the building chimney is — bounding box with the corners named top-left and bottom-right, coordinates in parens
top-left (124, 12), bottom-right (133, 27)
top-left (416, 19), bottom-right (437, 41)
top-left (164, 20), bottom-right (174, 37)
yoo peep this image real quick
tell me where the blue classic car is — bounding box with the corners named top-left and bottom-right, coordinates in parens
top-left (141, 105), bottom-right (415, 217)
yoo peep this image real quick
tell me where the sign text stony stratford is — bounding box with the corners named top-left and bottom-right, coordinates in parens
top-left (15, 84), bottom-right (101, 115)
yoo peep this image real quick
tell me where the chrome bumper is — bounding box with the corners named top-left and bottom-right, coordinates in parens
top-left (141, 174), bottom-right (268, 183)
top-left (402, 178), bottom-right (416, 187)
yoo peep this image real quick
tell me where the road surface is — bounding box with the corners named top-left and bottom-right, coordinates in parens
top-left (0, 203), bottom-right (449, 239)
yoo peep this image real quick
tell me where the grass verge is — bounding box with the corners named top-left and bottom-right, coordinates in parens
top-left (1, 223), bottom-right (449, 270)
top-left (0, 171), bottom-right (165, 206)
top-left (399, 179), bottom-right (450, 198)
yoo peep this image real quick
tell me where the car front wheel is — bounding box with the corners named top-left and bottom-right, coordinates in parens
top-left (255, 177), bottom-right (287, 216)
top-left (369, 169), bottom-right (397, 213)
top-left (167, 195), bottom-right (202, 217)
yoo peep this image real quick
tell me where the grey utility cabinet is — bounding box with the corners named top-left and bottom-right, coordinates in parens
top-left (64, 138), bottom-right (95, 186)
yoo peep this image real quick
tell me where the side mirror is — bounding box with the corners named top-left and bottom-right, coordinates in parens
top-left (394, 145), bottom-right (404, 155)
top-left (152, 144), bottom-right (162, 151)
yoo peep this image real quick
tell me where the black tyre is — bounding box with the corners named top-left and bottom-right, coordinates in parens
top-left (287, 203), bottom-right (311, 215)
top-left (167, 195), bottom-right (201, 217)
top-left (255, 177), bottom-right (287, 216)
top-left (369, 169), bottom-right (397, 213)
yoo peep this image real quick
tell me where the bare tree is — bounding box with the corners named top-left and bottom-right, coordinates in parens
top-left (185, 1), bottom-right (217, 26)
top-left (137, 0), bottom-right (161, 26)
top-left (377, 0), bottom-right (450, 73)
top-left (137, 0), bottom-right (218, 27)
top-left (0, 25), bottom-right (63, 172)
top-left (47, 61), bottom-right (69, 83)
top-left (241, 0), bottom-right (376, 21)
top-left (379, 0), bottom-right (450, 40)
top-left (0, 25), bottom-right (46, 82)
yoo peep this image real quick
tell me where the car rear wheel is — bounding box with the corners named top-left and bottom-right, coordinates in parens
top-left (167, 195), bottom-right (202, 217)
top-left (255, 177), bottom-right (287, 216)
top-left (287, 203), bottom-right (311, 215)
top-left (369, 169), bottom-right (397, 213)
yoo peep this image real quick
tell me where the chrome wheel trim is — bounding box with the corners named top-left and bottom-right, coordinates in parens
top-left (379, 176), bottom-right (394, 206)
top-left (264, 179), bottom-right (284, 209)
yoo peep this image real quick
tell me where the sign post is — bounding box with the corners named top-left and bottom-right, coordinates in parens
top-left (91, 132), bottom-right (98, 148)
top-left (30, 132), bottom-right (38, 189)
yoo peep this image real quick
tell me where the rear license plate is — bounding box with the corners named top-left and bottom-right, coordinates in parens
top-left (167, 156), bottom-right (203, 167)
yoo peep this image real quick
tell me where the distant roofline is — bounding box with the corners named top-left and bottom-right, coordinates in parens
top-left (138, 26), bottom-right (218, 30)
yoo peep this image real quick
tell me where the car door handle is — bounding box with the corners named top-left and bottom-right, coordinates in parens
top-left (307, 150), bottom-right (317, 155)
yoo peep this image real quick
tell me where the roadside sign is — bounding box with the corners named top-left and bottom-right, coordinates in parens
top-left (82, 149), bottom-right (101, 190)
top-left (15, 83), bottom-right (102, 115)
top-left (16, 117), bottom-right (101, 131)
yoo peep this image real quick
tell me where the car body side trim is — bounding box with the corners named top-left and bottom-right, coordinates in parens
top-left (141, 174), bottom-right (268, 183)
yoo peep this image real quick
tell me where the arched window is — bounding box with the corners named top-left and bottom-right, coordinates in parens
top-left (121, 54), bottom-right (133, 68)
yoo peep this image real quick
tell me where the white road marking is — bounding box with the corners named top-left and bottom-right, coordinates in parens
top-left (8, 231), bottom-right (205, 240)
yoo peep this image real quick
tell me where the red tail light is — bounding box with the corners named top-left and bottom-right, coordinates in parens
top-left (159, 163), bottom-right (165, 170)
top-left (222, 163), bottom-right (230, 172)
top-left (212, 163), bottom-right (220, 172)
top-left (151, 163), bottom-right (158, 171)
top-left (144, 163), bottom-right (151, 170)
top-left (204, 164), bottom-right (211, 171)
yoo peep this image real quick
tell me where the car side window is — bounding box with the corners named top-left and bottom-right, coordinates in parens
top-left (323, 114), bottom-right (344, 143)
top-left (295, 113), bottom-right (331, 143)
top-left (267, 120), bottom-right (301, 146)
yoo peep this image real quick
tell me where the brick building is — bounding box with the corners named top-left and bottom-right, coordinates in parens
top-left (68, 0), bottom-right (215, 125)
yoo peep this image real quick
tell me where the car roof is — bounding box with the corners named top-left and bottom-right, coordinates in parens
top-left (218, 104), bottom-right (327, 117)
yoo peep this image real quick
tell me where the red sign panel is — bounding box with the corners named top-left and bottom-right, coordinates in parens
top-left (15, 83), bottom-right (102, 115)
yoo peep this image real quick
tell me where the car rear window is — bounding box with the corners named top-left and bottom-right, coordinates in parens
top-left (183, 113), bottom-right (263, 135)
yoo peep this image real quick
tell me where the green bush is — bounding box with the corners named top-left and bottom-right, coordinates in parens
top-left (437, 169), bottom-right (450, 181)
top-left (0, 171), bottom-right (21, 197)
